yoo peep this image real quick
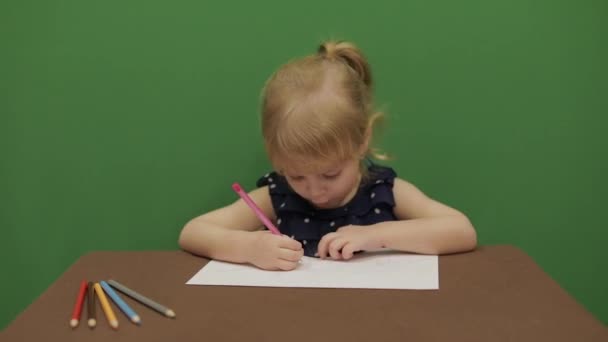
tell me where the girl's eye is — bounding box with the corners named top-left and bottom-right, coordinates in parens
top-left (322, 172), bottom-right (341, 180)
top-left (289, 176), bottom-right (305, 181)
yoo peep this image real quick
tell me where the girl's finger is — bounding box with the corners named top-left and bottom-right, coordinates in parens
top-left (341, 243), bottom-right (357, 260)
top-left (278, 235), bottom-right (303, 251)
top-left (276, 259), bottom-right (299, 271)
top-left (317, 233), bottom-right (337, 259)
top-left (280, 248), bottom-right (303, 262)
top-left (329, 238), bottom-right (348, 260)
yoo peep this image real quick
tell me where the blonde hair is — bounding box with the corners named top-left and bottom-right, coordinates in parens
top-left (261, 41), bottom-right (387, 173)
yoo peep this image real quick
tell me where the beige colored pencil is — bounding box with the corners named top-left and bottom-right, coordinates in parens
top-left (93, 282), bottom-right (119, 329)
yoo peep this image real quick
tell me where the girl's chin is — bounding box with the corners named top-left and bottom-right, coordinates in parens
top-left (311, 200), bottom-right (340, 209)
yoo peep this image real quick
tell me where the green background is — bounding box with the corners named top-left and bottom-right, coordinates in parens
top-left (1, 0), bottom-right (606, 330)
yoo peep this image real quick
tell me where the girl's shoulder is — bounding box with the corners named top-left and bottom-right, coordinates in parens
top-left (365, 163), bottom-right (397, 186)
top-left (256, 171), bottom-right (290, 194)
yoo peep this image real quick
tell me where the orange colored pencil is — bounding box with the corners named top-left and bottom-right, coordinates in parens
top-left (93, 282), bottom-right (119, 329)
top-left (69, 280), bottom-right (87, 328)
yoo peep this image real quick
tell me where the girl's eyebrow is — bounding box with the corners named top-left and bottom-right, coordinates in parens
top-left (285, 172), bottom-right (303, 178)
top-left (324, 165), bottom-right (344, 172)
top-left (283, 163), bottom-right (343, 177)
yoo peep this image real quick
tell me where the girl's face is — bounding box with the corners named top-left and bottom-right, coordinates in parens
top-left (281, 157), bottom-right (362, 209)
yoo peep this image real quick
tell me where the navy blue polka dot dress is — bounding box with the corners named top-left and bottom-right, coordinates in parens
top-left (256, 163), bottom-right (398, 257)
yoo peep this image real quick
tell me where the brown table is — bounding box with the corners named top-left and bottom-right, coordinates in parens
top-left (2, 245), bottom-right (606, 341)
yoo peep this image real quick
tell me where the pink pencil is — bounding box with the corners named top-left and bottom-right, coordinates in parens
top-left (232, 183), bottom-right (281, 235)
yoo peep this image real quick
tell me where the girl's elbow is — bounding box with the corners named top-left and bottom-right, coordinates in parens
top-left (460, 215), bottom-right (477, 252)
top-left (438, 215), bottom-right (477, 254)
top-left (178, 221), bottom-right (195, 251)
top-left (462, 230), bottom-right (477, 252)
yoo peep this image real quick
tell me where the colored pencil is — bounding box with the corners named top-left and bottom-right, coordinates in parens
top-left (69, 280), bottom-right (87, 328)
top-left (87, 281), bottom-right (96, 328)
top-left (107, 279), bottom-right (175, 318)
top-left (100, 281), bottom-right (141, 324)
top-left (232, 183), bottom-right (280, 235)
top-left (93, 282), bottom-right (119, 329)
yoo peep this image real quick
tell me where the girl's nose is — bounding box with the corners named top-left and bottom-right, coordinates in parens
top-left (307, 182), bottom-right (325, 198)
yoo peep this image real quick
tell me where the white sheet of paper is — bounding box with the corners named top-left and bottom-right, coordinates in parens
top-left (186, 251), bottom-right (438, 290)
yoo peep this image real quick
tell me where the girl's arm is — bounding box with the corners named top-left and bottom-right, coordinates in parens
top-left (372, 178), bottom-right (477, 254)
top-left (179, 187), bottom-right (303, 269)
top-left (317, 178), bottom-right (477, 259)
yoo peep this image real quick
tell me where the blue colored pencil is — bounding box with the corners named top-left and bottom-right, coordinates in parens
top-left (100, 281), bottom-right (141, 325)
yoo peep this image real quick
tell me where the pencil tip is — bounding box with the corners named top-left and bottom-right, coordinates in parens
top-left (132, 316), bottom-right (141, 324)
top-left (69, 319), bottom-right (78, 328)
top-left (111, 320), bottom-right (119, 329)
top-left (88, 319), bottom-right (96, 328)
top-left (166, 309), bottom-right (176, 318)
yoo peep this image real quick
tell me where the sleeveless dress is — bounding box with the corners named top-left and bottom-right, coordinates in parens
top-left (256, 163), bottom-right (398, 257)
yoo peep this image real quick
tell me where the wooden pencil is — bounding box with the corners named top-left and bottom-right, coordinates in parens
top-left (100, 281), bottom-right (141, 325)
top-left (107, 279), bottom-right (175, 318)
top-left (93, 282), bottom-right (119, 329)
top-left (69, 280), bottom-right (87, 328)
top-left (87, 281), bottom-right (96, 328)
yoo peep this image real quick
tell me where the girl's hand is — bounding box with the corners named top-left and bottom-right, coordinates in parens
top-left (248, 231), bottom-right (303, 271)
top-left (317, 225), bottom-right (380, 260)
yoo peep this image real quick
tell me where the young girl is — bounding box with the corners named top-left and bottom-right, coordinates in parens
top-left (179, 41), bottom-right (477, 271)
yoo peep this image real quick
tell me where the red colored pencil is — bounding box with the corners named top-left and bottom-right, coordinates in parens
top-left (69, 280), bottom-right (88, 328)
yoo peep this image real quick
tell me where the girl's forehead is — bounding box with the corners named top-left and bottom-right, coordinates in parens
top-left (277, 158), bottom-right (345, 175)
